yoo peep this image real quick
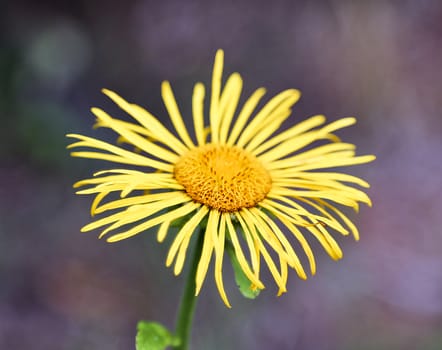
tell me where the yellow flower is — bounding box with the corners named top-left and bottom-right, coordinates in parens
top-left (68, 50), bottom-right (375, 307)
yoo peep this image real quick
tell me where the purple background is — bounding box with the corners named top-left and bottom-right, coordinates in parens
top-left (1, 0), bottom-right (442, 349)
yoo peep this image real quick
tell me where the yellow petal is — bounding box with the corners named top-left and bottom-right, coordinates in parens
top-left (236, 89), bottom-right (300, 148)
top-left (195, 210), bottom-right (217, 295)
top-left (91, 107), bottom-right (179, 163)
top-left (166, 206), bottom-right (209, 272)
top-left (252, 114), bottom-right (326, 156)
top-left (250, 207), bottom-right (307, 279)
top-left (209, 49), bottom-right (224, 143)
top-left (67, 134), bottom-right (173, 172)
top-left (157, 220), bottom-right (171, 243)
top-left (224, 214), bottom-right (264, 289)
top-left (106, 201), bottom-right (199, 242)
top-left (218, 73), bottom-right (243, 144)
top-left (212, 211), bottom-right (231, 307)
top-left (102, 88), bottom-right (188, 154)
top-left (234, 212), bottom-right (261, 280)
top-left (227, 87), bottom-right (266, 146)
top-left (162, 81), bottom-right (195, 149)
top-left (192, 82), bottom-right (206, 146)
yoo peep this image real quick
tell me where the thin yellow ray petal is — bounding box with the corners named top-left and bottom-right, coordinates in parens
top-left (272, 176), bottom-right (363, 192)
top-left (93, 169), bottom-right (171, 177)
top-left (278, 171), bottom-right (370, 188)
top-left (272, 181), bottom-right (371, 209)
top-left (264, 203), bottom-right (332, 266)
top-left (81, 206), bottom-right (144, 233)
top-left (277, 257), bottom-right (288, 296)
top-left (259, 201), bottom-right (316, 274)
top-left (227, 87), bottom-right (267, 146)
top-left (262, 196), bottom-right (344, 232)
top-left (259, 201), bottom-right (309, 227)
top-left (307, 225), bottom-right (342, 260)
top-left (74, 175), bottom-right (169, 191)
top-left (218, 73), bottom-right (243, 144)
top-left (264, 117), bottom-right (355, 161)
top-left (258, 130), bottom-right (327, 164)
top-left (251, 207), bottom-right (307, 279)
top-left (94, 191), bottom-right (183, 214)
top-left (241, 208), bottom-right (294, 269)
top-left (210, 49), bottom-right (224, 143)
top-left (272, 201), bottom-right (343, 260)
top-left (245, 109), bottom-right (292, 152)
top-left (192, 82), bottom-right (206, 146)
top-left (91, 191), bottom-right (109, 216)
top-left (157, 220), bottom-right (171, 242)
top-left (116, 135), bottom-right (142, 154)
top-left (261, 198), bottom-right (349, 257)
top-left (75, 180), bottom-right (167, 198)
top-left (293, 142), bottom-right (356, 160)
top-left (81, 193), bottom-right (190, 233)
top-left (317, 199), bottom-right (360, 240)
top-left (91, 107), bottom-right (179, 163)
top-left (252, 114), bottom-right (326, 156)
top-left (267, 150), bottom-right (357, 171)
top-left (259, 129), bottom-right (332, 164)
top-left (257, 116), bottom-right (359, 163)
top-left (75, 179), bottom-right (182, 196)
top-left (195, 210), bottom-right (218, 296)
top-left (269, 155), bottom-right (376, 178)
top-left (292, 197), bottom-right (350, 236)
top-left (201, 126), bottom-right (210, 143)
top-left (213, 212), bottom-right (231, 307)
top-left (269, 190), bottom-right (358, 226)
top-left (94, 118), bottom-right (155, 139)
top-left (234, 212), bottom-right (261, 280)
top-left (236, 89), bottom-right (301, 148)
top-left (272, 178), bottom-right (346, 192)
top-left (259, 117), bottom-right (356, 163)
top-left (260, 196), bottom-right (310, 219)
top-left (320, 117), bottom-right (356, 134)
top-left (278, 214), bottom-right (316, 275)
top-left (70, 151), bottom-right (170, 171)
top-left (107, 202), bottom-right (200, 242)
top-left (101, 89), bottom-right (188, 154)
top-left (224, 214), bottom-right (264, 289)
top-left (161, 81), bottom-right (195, 149)
top-left (67, 134), bottom-right (173, 171)
top-left (81, 173), bottom-right (180, 193)
top-left (265, 143), bottom-right (356, 170)
top-left (102, 207), bottom-right (151, 234)
top-left (167, 206), bottom-right (209, 272)
top-left (120, 179), bottom-right (161, 198)
top-left (314, 223), bottom-right (343, 259)
top-left (99, 202), bottom-right (176, 239)
top-left (237, 210), bottom-right (286, 292)
top-left (289, 155), bottom-right (376, 172)
top-left (255, 233), bottom-right (286, 293)
top-left (264, 202), bottom-right (340, 260)
top-left (74, 172), bottom-right (173, 188)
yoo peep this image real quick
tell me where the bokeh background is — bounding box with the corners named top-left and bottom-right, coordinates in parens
top-left (1, 0), bottom-right (442, 349)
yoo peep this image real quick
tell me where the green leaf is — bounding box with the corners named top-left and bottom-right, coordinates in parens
top-left (135, 321), bottom-right (180, 350)
top-left (226, 242), bottom-right (261, 299)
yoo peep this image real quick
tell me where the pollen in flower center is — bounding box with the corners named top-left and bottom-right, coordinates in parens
top-left (174, 144), bottom-right (272, 212)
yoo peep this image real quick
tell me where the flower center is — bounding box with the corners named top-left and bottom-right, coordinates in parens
top-left (174, 144), bottom-right (272, 212)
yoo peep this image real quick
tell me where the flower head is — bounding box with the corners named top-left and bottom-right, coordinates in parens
top-left (68, 50), bottom-right (375, 307)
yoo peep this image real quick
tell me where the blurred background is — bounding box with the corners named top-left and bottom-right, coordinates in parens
top-left (1, 0), bottom-right (442, 349)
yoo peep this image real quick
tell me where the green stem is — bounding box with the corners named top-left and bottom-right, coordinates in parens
top-left (172, 229), bottom-right (204, 350)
